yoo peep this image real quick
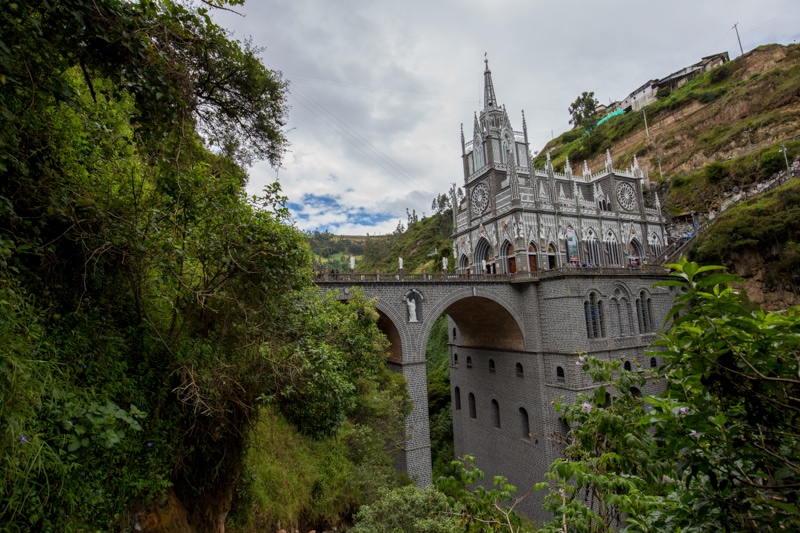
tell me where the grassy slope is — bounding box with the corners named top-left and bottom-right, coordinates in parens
top-left (534, 44), bottom-right (800, 183)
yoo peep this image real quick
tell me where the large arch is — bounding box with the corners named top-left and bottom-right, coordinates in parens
top-left (424, 288), bottom-right (526, 352)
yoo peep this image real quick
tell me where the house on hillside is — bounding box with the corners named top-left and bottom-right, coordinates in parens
top-left (615, 52), bottom-right (730, 113)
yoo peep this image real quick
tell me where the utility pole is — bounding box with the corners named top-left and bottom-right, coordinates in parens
top-left (733, 23), bottom-right (744, 56)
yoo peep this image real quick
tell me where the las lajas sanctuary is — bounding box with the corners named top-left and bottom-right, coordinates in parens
top-left (452, 60), bottom-right (667, 274)
top-left (317, 60), bottom-right (675, 522)
top-left (444, 61), bottom-right (672, 519)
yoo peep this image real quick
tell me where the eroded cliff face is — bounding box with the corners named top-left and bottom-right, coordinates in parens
top-left (728, 249), bottom-right (800, 311)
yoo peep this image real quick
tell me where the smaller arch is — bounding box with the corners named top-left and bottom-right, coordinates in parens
top-left (515, 362), bottom-right (524, 378)
top-left (489, 359), bottom-right (496, 373)
top-left (468, 393), bottom-right (476, 419)
top-left (527, 242), bottom-right (538, 272)
top-left (546, 243), bottom-right (558, 269)
top-left (454, 387), bottom-right (462, 410)
top-left (466, 356), bottom-right (473, 369)
top-left (650, 357), bottom-right (658, 368)
top-left (630, 387), bottom-right (642, 399)
top-left (519, 407), bottom-right (530, 439)
top-left (459, 254), bottom-right (470, 274)
top-left (453, 353), bottom-right (458, 366)
top-left (556, 366), bottom-right (565, 383)
top-left (624, 360), bottom-right (632, 371)
top-left (628, 238), bottom-right (644, 266)
top-left (452, 327), bottom-right (457, 341)
top-left (491, 399), bottom-right (501, 428)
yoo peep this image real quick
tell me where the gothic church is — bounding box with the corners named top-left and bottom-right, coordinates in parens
top-left (453, 60), bottom-right (667, 274)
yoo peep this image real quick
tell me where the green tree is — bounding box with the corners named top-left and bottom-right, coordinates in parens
top-left (536, 260), bottom-right (800, 532)
top-left (568, 92), bottom-right (600, 130)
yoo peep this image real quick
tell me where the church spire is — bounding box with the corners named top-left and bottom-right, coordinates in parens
top-left (483, 54), bottom-right (498, 109)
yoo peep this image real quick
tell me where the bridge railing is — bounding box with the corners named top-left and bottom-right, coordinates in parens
top-left (313, 264), bottom-right (667, 284)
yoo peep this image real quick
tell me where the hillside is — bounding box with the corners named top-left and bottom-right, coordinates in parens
top-left (535, 44), bottom-right (800, 186)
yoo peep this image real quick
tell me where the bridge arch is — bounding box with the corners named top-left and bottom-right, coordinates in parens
top-left (423, 288), bottom-right (526, 352)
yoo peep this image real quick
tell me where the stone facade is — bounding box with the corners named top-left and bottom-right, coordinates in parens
top-left (318, 271), bottom-right (674, 521)
top-left (453, 60), bottom-right (666, 277)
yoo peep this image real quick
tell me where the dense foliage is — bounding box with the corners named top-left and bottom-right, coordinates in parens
top-left (0, 1), bottom-right (406, 531)
top-left (426, 315), bottom-right (456, 479)
top-left (536, 260), bottom-right (800, 532)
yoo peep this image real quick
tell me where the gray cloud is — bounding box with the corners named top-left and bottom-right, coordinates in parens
top-left (215, 0), bottom-right (800, 235)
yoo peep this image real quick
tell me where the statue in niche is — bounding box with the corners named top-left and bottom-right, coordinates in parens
top-left (406, 294), bottom-right (419, 323)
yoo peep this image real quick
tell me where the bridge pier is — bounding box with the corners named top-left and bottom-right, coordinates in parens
top-left (389, 359), bottom-right (433, 486)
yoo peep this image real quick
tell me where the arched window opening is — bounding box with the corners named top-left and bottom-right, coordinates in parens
top-left (556, 366), bottom-right (565, 383)
top-left (650, 357), bottom-right (658, 368)
top-left (546, 243), bottom-right (557, 269)
top-left (452, 327), bottom-right (457, 341)
top-left (604, 231), bottom-right (621, 266)
top-left (502, 241), bottom-right (517, 274)
top-left (453, 353), bottom-right (458, 366)
top-left (585, 230), bottom-right (601, 267)
top-left (516, 363), bottom-right (524, 378)
top-left (519, 408), bottom-right (530, 439)
top-left (466, 356), bottom-right (473, 369)
top-left (649, 233), bottom-right (662, 257)
top-left (528, 243), bottom-right (538, 272)
top-left (468, 393), bottom-right (476, 419)
top-left (638, 291), bottom-right (652, 332)
top-left (624, 360), bottom-right (632, 371)
top-left (630, 387), bottom-right (642, 399)
top-left (491, 399), bottom-right (501, 428)
top-left (489, 359), bottom-right (496, 373)
top-left (636, 298), bottom-right (645, 333)
top-left (585, 292), bottom-right (605, 339)
top-left (454, 387), bottom-right (462, 410)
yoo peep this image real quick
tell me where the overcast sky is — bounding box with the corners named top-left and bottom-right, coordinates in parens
top-left (211, 0), bottom-right (800, 235)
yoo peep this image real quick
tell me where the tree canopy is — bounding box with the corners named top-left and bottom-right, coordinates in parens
top-left (567, 91), bottom-right (599, 130)
top-left (0, 2), bottom-right (404, 531)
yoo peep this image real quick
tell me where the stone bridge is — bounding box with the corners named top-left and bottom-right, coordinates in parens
top-left (315, 265), bottom-right (674, 510)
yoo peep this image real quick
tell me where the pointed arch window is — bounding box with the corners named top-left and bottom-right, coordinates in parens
top-left (516, 363), bottom-right (524, 378)
top-left (489, 359), bottom-right (496, 374)
top-left (528, 243), bottom-right (538, 272)
top-left (556, 366), bottom-right (565, 383)
top-left (636, 291), bottom-right (654, 332)
top-left (649, 233), bottom-right (663, 257)
top-left (585, 292), bottom-right (605, 338)
top-left (468, 393), bottom-right (476, 419)
top-left (585, 229), bottom-right (601, 267)
top-left (466, 356), bottom-right (473, 369)
top-left (604, 231), bottom-right (621, 266)
top-left (454, 387), bottom-right (462, 410)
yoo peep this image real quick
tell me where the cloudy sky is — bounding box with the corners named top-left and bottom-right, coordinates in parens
top-left (212, 0), bottom-right (800, 235)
